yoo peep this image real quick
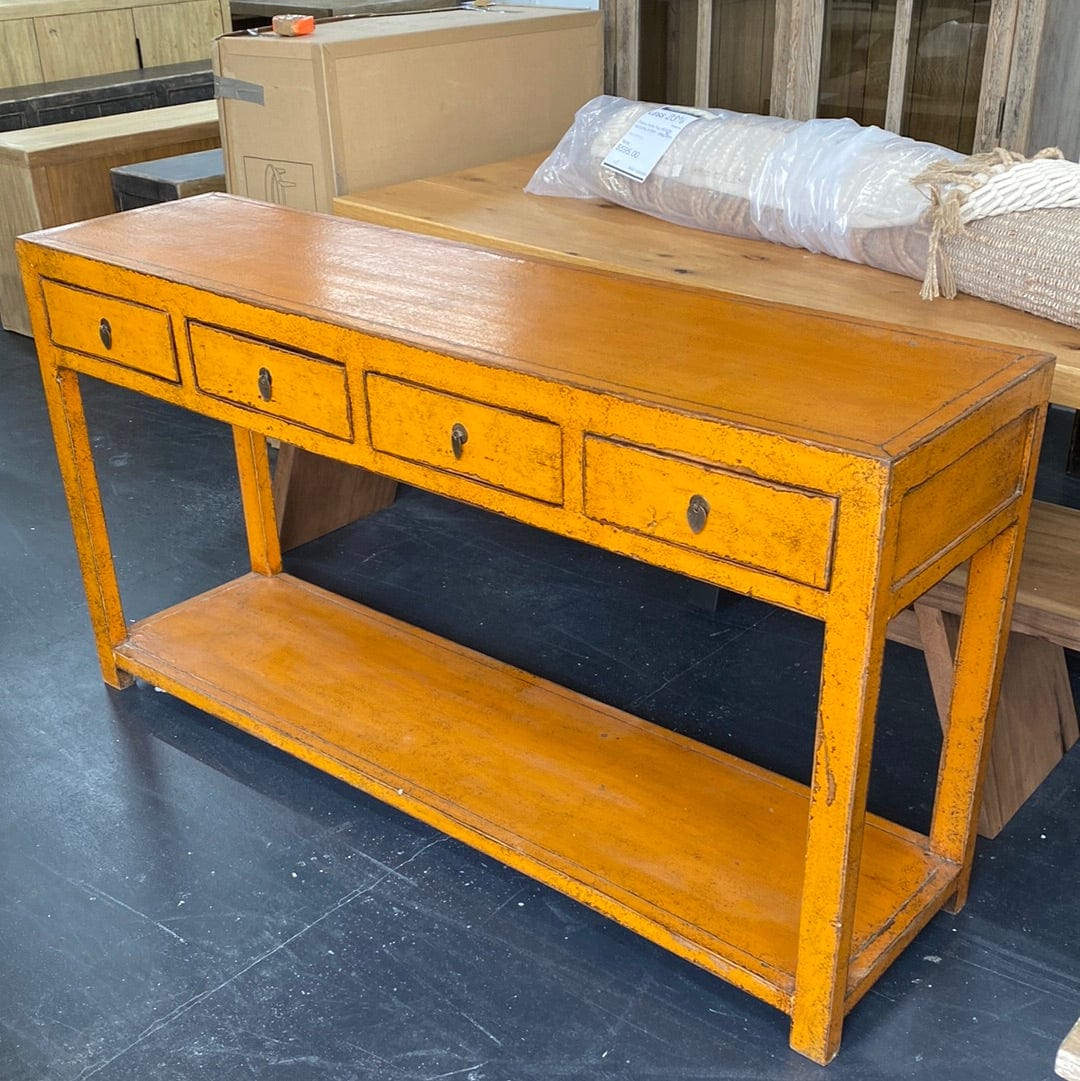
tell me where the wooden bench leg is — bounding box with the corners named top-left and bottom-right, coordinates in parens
top-left (272, 445), bottom-right (397, 552)
top-left (914, 603), bottom-right (1079, 838)
top-left (1057, 1016), bottom-right (1080, 1080)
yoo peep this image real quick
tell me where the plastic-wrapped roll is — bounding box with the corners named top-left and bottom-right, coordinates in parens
top-left (524, 96), bottom-right (956, 272)
top-left (526, 95), bottom-right (1080, 329)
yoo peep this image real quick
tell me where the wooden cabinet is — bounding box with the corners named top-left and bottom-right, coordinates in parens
top-left (133, 0), bottom-right (230, 69)
top-left (612, 0), bottom-right (1080, 156)
top-left (0, 19), bottom-right (45, 87)
top-left (34, 9), bottom-right (141, 83)
top-left (0, 0), bottom-right (230, 89)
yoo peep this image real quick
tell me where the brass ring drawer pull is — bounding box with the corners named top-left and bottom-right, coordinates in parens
top-left (98, 317), bottom-right (112, 350)
top-left (257, 366), bottom-right (273, 402)
top-left (450, 421), bottom-right (468, 459)
top-left (686, 493), bottom-right (710, 534)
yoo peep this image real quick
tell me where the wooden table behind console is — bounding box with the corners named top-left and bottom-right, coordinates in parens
top-left (18, 194), bottom-right (1052, 1064)
top-left (333, 154), bottom-right (1080, 838)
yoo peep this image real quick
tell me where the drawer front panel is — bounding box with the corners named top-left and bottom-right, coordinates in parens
top-left (366, 374), bottom-right (563, 504)
top-left (42, 279), bottom-right (178, 381)
top-left (584, 437), bottom-right (836, 589)
top-left (189, 323), bottom-right (351, 439)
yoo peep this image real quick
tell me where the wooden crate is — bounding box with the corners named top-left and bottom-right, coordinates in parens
top-left (0, 99), bottom-right (219, 335)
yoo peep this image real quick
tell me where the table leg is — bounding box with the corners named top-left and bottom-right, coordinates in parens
top-left (232, 427), bottom-right (282, 576)
top-left (789, 611), bottom-right (888, 1063)
top-left (930, 522), bottom-right (1023, 909)
top-left (38, 367), bottom-right (131, 688)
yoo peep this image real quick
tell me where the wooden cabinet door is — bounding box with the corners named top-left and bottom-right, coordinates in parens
top-left (34, 9), bottom-right (139, 82)
top-left (0, 18), bottom-right (44, 89)
top-left (132, 0), bottom-right (226, 67)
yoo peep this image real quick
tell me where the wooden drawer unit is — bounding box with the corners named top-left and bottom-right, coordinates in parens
top-left (41, 278), bottom-right (178, 381)
top-left (584, 436), bottom-right (836, 590)
top-left (366, 373), bottom-right (563, 504)
top-left (188, 322), bottom-right (352, 440)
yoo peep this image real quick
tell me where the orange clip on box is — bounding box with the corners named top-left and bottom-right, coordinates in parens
top-left (272, 14), bottom-right (316, 36)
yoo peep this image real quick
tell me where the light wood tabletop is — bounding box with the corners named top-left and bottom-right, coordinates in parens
top-left (334, 153), bottom-right (1080, 410)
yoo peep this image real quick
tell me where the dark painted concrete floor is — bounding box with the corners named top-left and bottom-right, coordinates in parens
top-left (2, 324), bottom-right (1078, 1081)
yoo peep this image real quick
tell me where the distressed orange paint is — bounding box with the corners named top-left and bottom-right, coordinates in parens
top-left (17, 194), bottom-right (1052, 1064)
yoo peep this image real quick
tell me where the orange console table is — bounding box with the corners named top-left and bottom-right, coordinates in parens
top-left (18, 194), bottom-right (1052, 1064)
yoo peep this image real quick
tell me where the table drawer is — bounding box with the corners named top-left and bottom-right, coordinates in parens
top-left (366, 374), bottom-right (563, 504)
top-left (583, 436), bottom-right (836, 589)
top-left (189, 323), bottom-right (352, 440)
top-left (41, 279), bottom-right (178, 381)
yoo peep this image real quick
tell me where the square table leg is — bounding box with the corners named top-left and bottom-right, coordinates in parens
top-left (39, 366), bottom-right (131, 689)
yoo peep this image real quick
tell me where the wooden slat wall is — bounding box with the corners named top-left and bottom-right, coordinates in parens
top-left (611, 0), bottom-right (1068, 156)
top-left (769, 0), bottom-right (823, 119)
top-left (973, 0), bottom-right (1019, 149)
top-left (1025, 0), bottom-right (1080, 158)
top-left (614, 0), bottom-right (640, 96)
top-left (996, 0), bottom-right (1048, 151)
top-left (0, 19), bottom-right (43, 87)
top-left (712, 0), bottom-right (775, 115)
top-left (884, 0), bottom-right (915, 131)
top-left (694, 0), bottom-right (712, 106)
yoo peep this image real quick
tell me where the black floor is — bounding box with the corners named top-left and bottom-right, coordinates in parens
top-left (2, 324), bottom-right (1079, 1081)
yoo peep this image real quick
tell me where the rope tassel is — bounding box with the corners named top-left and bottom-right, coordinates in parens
top-left (911, 147), bottom-right (1079, 300)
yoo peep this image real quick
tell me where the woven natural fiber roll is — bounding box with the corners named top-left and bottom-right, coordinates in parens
top-left (848, 224), bottom-right (929, 279)
top-left (573, 100), bottom-right (785, 241)
top-left (528, 96), bottom-right (1080, 328)
top-left (946, 208), bottom-right (1080, 327)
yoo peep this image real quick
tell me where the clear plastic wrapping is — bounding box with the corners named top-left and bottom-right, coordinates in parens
top-left (525, 95), bottom-right (962, 275)
top-left (526, 95), bottom-right (1080, 327)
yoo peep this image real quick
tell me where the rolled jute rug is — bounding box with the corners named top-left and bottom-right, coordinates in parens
top-left (526, 95), bottom-right (1080, 329)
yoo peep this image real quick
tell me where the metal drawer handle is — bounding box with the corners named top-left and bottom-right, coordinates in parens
top-left (257, 366), bottom-right (273, 402)
top-left (98, 317), bottom-right (112, 350)
top-left (686, 494), bottom-right (710, 534)
top-left (450, 422), bottom-right (468, 459)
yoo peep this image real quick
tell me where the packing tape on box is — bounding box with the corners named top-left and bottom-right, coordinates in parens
top-left (214, 76), bottom-right (264, 106)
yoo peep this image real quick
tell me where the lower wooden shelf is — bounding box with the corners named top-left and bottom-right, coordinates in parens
top-left (114, 572), bottom-right (960, 1016)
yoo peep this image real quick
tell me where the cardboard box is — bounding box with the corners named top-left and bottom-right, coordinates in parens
top-left (211, 6), bottom-right (602, 213)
